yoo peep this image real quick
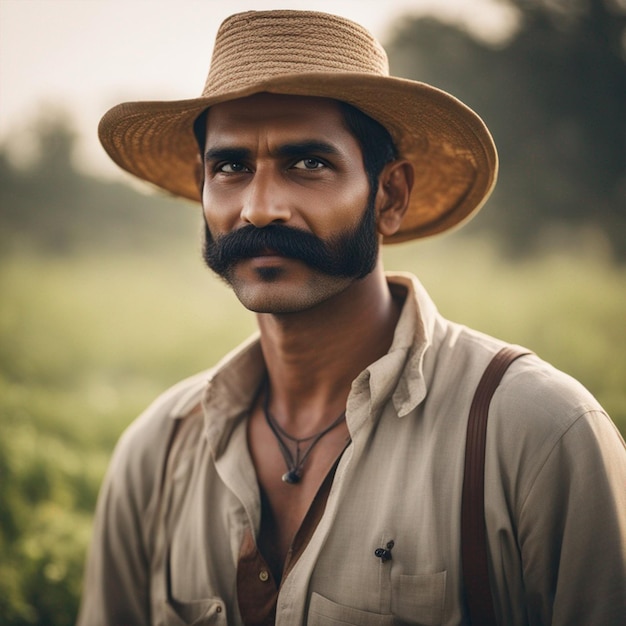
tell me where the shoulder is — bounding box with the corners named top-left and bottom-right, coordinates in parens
top-left (434, 323), bottom-right (624, 480)
top-left (438, 322), bottom-right (605, 429)
top-left (492, 350), bottom-right (610, 441)
top-left (487, 350), bottom-right (625, 504)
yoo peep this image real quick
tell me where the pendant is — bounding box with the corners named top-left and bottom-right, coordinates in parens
top-left (282, 470), bottom-right (301, 484)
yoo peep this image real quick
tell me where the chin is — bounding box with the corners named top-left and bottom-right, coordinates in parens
top-left (232, 275), bottom-right (355, 314)
top-left (233, 289), bottom-right (322, 315)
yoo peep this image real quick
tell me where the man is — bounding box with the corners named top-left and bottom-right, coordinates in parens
top-left (79, 10), bottom-right (626, 626)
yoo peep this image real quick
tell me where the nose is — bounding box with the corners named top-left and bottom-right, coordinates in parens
top-left (240, 166), bottom-right (292, 228)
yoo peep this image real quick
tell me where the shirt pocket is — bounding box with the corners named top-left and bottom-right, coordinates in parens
top-left (163, 597), bottom-right (227, 626)
top-left (391, 571), bottom-right (447, 626)
top-left (307, 591), bottom-right (394, 625)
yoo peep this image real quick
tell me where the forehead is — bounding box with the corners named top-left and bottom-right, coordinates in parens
top-left (204, 93), bottom-right (354, 146)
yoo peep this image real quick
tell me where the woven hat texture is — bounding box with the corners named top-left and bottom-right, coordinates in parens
top-left (98, 10), bottom-right (498, 242)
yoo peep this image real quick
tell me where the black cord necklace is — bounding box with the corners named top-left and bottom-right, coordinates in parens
top-left (262, 382), bottom-right (347, 484)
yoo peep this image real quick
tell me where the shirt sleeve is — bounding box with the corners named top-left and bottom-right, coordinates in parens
top-left (76, 399), bottom-right (181, 626)
top-left (76, 367), bottom-right (212, 626)
top-left (77, 431), bottom-right (153, 626)
top-left (517, 409), bottom-right (626, 625)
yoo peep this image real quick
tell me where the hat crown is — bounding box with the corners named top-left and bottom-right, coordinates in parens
top-left (203, 10), bottom-right (389, 96)
top-left (99, 9), bottom-right (497, 242)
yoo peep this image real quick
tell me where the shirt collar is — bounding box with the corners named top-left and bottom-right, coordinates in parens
top-left (347, 272), bottom-right (437, 431)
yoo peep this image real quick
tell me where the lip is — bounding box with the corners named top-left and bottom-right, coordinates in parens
top-left (247, 248), bottom-right (287, 262)
top-left (242, 249), bottom-right (289, 267)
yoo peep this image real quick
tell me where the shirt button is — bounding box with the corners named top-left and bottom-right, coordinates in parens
top-left (216, 605), bottom-right (222, 613)
top-left (259, 569), bottom-right (270, 582)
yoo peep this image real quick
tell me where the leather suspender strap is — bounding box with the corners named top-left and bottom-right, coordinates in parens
top-left (461, 346), bottom-right (532, 626)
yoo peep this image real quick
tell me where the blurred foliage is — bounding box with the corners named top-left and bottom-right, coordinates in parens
top-left (386, 0), bottom-right (626, 259)
top-left (1, 1), bottom-right (626, 623)
top-left (0, 109), bottom-right (200, 256)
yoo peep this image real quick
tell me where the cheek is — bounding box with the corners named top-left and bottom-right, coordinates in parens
top-left (202, 184), bottom-right (239, 234)
top-left (306, 182), bottom-right (370, 238)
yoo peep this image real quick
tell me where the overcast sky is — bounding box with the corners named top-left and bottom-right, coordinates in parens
top-left (0, 0), bottom-right (516, 177)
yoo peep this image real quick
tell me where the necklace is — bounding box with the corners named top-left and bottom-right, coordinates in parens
top-left (262, 382), bottom-right (347, 484)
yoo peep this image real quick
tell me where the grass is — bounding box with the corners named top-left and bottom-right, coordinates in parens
top-left (0, 233), bottom-right (624, 624)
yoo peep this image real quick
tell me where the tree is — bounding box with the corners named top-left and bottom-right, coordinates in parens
top-left (386, 0), bottom-right (626, 258)
top-left (0, 109), bottom-right (200, 255)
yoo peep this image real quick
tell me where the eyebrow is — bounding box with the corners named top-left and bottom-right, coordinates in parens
top-left (204, 141), bottom-right (341, 163)
top-left (275, 141), bottom-right (341, 159)
top-left (204, 146), bottom-right (251, 163)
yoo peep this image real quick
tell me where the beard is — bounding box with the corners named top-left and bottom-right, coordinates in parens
top-left (202, 197), bottom-right (379, 284)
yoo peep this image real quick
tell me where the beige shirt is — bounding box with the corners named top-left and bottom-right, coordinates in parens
top-left (78, 272), bottom-right (626, 626)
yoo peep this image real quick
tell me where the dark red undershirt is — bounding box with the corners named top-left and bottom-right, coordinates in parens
top-left (236, 458), bottom-right (340, 626)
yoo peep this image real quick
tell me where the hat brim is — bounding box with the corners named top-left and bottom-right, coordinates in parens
top-left (98, 72), bottom-right (497, 243)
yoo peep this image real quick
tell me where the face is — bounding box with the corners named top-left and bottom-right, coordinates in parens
top-left (201, 93), bottom-right (379, 314)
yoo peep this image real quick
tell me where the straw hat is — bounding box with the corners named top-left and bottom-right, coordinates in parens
top-left (99, 10), bottom-right (497, 243)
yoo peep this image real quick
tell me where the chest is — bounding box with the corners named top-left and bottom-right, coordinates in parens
top-left (162, 400), bottom-right (525, 625)
top-left (248, 406), bottom-right (351, 577)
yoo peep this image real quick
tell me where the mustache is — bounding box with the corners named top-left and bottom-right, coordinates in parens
top-left (204, 223), bottom-right (360, 277)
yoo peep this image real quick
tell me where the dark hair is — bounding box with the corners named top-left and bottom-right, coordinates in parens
top-left (192, 98), bottom-right (398, 194)
top-left (336, 101), bottom-right (397, 194)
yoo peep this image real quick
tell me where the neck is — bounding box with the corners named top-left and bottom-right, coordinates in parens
top-left (256, 263), bottom-right (401, 434)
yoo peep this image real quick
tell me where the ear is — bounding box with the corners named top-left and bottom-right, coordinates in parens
top-left (375, 160), bottom-right (414, 238)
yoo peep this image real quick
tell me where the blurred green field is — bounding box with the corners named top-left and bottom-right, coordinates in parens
top-left (1, 234), bottom-right (625, 625)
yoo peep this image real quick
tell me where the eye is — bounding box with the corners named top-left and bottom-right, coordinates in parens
top-left (292, 158), bottom-right (326, 170)
top-left (218, 162), bottom-right (249, 173)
